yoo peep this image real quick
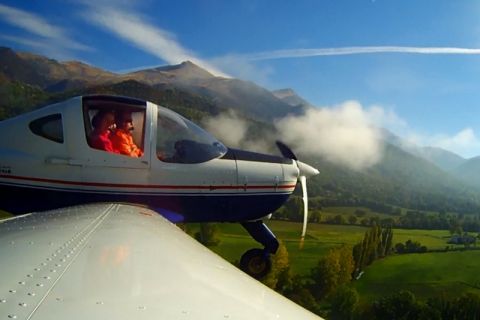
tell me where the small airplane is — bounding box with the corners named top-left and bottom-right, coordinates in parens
top-left (0, 94), bottom-right (319, 279)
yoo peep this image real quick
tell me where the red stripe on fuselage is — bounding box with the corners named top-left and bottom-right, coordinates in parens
top-left (0, 174), bottom-right (297, 190)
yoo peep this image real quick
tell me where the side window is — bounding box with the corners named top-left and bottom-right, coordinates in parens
top-left (83, 101), bottom-right (146, 157)
top-left (29, 114), bottom-right (64, 143)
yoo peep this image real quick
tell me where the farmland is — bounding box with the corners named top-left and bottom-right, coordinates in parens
top-left (206, 220), bottom-right (480, 301)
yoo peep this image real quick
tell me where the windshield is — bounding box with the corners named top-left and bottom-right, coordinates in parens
top-left (156, 106), bottom-right (227, 163)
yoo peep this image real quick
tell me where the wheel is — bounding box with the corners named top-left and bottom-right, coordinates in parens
top-left (240, 248), bottom-right (272, 279)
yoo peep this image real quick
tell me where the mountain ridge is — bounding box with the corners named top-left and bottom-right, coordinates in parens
top-left (0, 47), bottom-right (300, 120)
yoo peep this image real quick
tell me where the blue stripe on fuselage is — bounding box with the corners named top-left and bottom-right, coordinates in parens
top-left (0, 184), bottom-right (290, 222)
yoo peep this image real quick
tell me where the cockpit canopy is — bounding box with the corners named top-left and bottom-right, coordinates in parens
top-left (81, 95), bottom-right (227, 164)
top-left (156, 106), bottom-right (227, 163)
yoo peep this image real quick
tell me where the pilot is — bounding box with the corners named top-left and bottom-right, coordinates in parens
top-left (89, 110), bottom-right (118, 153)
top-left (111, 111), bottom-right (144, 157)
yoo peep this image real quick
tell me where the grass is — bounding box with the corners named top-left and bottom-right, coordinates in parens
top-left (392, 228), bottom-right (454, 250)
top-left (354, 251), bottom-right (480, 302)
top-left (210, 221), bottom-right (368, 274)
top-left (321, 206), bottom-right (397, 220)
top-left (210, 221), bottom-right (463, 274)
top-left (0, 210), bottom-right (12, 220)
top-left (202, 221), bottom-right (479, 301)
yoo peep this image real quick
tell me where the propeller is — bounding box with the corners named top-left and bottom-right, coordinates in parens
top-left (299, 175), bottom-right (308, 249)
top-left (276, 141), bottom-right (319, 248)
top-left (276, 140), bottom-right (298, 160)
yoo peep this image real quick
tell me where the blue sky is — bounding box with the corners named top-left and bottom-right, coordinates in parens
top-left (2, 0), bottom-right (480, 158)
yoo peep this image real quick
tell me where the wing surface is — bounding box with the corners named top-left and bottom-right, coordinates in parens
top-left (0, 204), bottom-right (321, 319)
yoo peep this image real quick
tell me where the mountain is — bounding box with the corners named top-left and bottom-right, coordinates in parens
top-left (272, 88), bottom-right (315, 109)
top-left (127, 61), bottom-right (216, 84)
top-left (452, 157), bottom-right (480, 189)
top-left (380, 128), bottom-right (466, 172)
top-left (0, 47), bottom-right (116, 91)
top-left (416, 146), bottom-right (466, 172)
top-left (305, 141), bottom-right (480, 214)
top-left (1, 47), bottom-right (301, 120)
top-left (0, 47), bottom-right (49, 87)
top-left (130, 63), bottom-right (303, 120)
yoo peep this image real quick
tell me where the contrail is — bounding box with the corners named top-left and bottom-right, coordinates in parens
top-left (245, 46), bottom-right (480, 60)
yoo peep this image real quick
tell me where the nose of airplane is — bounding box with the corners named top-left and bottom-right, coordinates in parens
top-left (275, 141), bottom-right (320, 247)
top-left (296, 160), bottom-right (319, 178)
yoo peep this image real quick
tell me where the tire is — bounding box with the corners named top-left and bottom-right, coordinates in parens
top-left (240, 248), bottom-right (272, 279)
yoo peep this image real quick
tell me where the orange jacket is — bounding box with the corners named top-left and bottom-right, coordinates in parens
top-left (111, 129), bottom-right (143, 157)
top-left (89, 130), bottom-right (118, 153)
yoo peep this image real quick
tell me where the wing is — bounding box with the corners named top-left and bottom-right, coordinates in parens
top-left (0, 204), bottom-right (321, 319)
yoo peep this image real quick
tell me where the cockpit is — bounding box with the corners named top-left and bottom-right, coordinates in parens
top-left (156, 106), bottom-right (227, 163)
top-left (81, 95), bottom-right (227, 164)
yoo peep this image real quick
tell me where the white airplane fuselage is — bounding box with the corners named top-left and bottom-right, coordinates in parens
top-left (0, 95), bottom-right (300, 223)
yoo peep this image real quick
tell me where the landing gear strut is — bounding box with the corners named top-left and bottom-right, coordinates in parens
top-left (240, 221), bottom-right (279, 279)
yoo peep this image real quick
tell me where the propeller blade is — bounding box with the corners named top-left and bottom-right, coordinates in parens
top-left (276, 141), bottom-right (298, 160)
top-left (299, 175), bottom-right (308, 249)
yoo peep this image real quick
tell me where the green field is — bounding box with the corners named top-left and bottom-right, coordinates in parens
top-left (209, 221), bottom-right (462, 275)
top-left (354, 251), bottom-right (480, 302)
top-left (204, 221), bottom-right (480, 301)
top-left (209, 221), bottom-right (368, 274)
top-left (392, 228), bottom-right (453, 250)
top-left (0, 210), bottom-right (12, 220)
top-left (321, 206), bottom-right (399, 220)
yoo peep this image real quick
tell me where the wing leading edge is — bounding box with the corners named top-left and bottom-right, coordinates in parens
top-left (0, 204), bottom-right (321, 319)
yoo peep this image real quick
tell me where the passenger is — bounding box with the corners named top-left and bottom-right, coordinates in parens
top-left (111, 111), bottom-right (143, 157)
top-left (89, 110), bottom-right (117, 153)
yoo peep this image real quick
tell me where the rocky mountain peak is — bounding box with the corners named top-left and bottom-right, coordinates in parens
top-left (272, 88), bottom-right (314, 109)
top-left (143, 60), bottom-right (215, 81)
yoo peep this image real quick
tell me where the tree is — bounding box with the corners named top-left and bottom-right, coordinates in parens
top-left (352, 243), bottom-right (363, 277)
top-left (284, 276), bottom-right (321, 316)
top-left (329, 286), bottom-right (359, 320)
top-left (355, 209), bottom-right (366, 217)
top-left (262, 241), bottom-right (291, 293)
top-left (427, 293), bottom-right (456, 320)
top-left (395, 242), bottom-right (405, 254)
top-left (310, 245), bottom-right (354, 300)
top-left (449, 218), bottom-right (463, 235)
top-left (381, 226), bottom-right (393, 256)
top-left (371, 290), bottom-right (417, 319)
top-left (195, 223), bottom-right (220, 246)
top-left (453, 293), bottom-right (480, 319)
top-left (282, 196), bottom-right (304, 221)
top-left (348, 215), bottom-right (358, 225)
top-left (310, 252), bottom-right (340, 299)
top-left (309, 210), bottom-right (322, 223)
top-left (333, 214), bottom-right (346, 225)
top-left (337, 245), bottom-right (355, 285)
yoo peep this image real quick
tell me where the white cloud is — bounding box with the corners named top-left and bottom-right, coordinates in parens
top-left (427, 128), bottom-right (480, 158)
top-left (203, 110), bottom-right (249, 148)
top-left (0, 4), bottom-right (91, 53)
top-left (275, 101), bottom-right (384, 171)
top-left (367, 105), bottom-right (409, 133)
top-left (209, 54), bottom-right (274, 84)
top-left (365, 107), bottom-right (480, 158)
top-left (0, 35), bottom-right (86, 61)
top-left (242, 46), bottom-right (480, 61)
top-left (202, 110), bottom-right (272, 153)
top-left (210, 45), bottom-right (480, 85)
top-left (81, 4), bottom-right (229, 77)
